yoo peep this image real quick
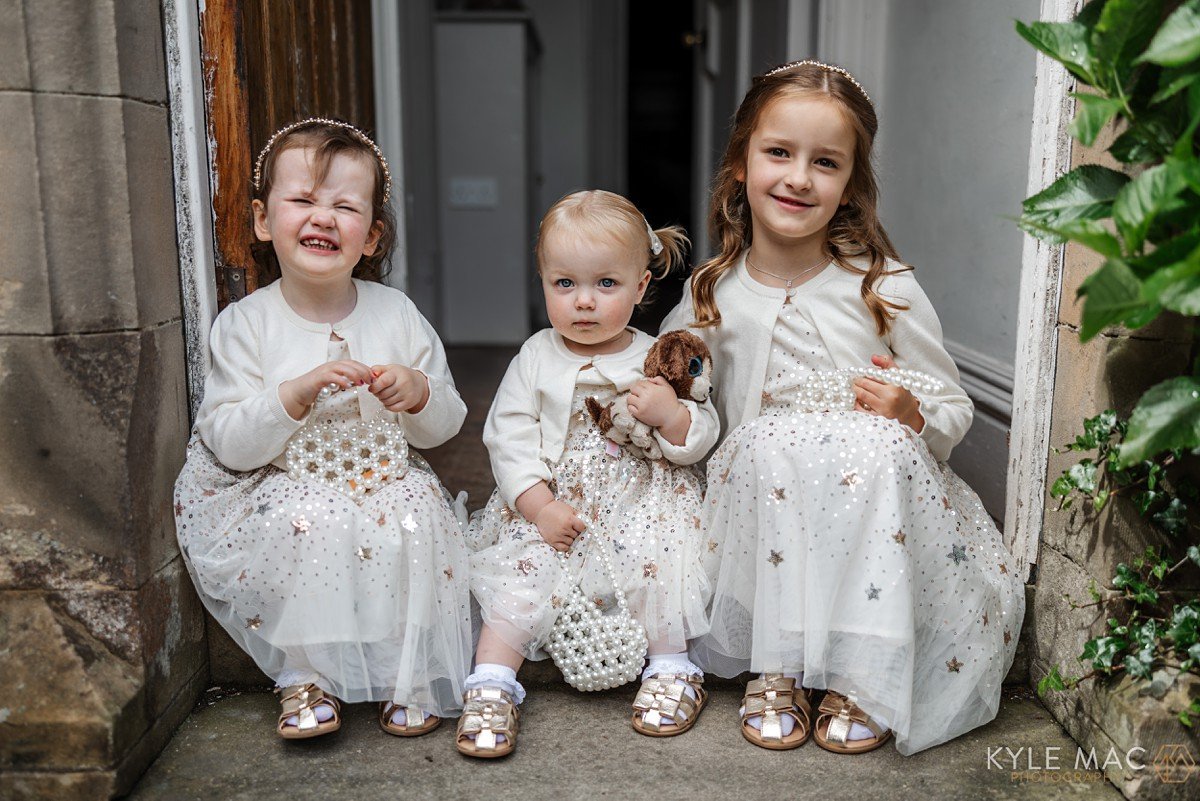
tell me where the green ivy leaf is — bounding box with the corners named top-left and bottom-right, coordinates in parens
top-left (1137, 0), bottom-right (1200, 67)
top-left (1112, 162), bottom-right (1191, 251)
top-left (1118, 376), bottom-right (1200, 465)
top-left (1068, 460), bottom-right (1099, 494)
top-left (1083, 634), bottom-right (1129, 670)
top-left (1114, 563), bottom-right (1160, 603)
top-left (1038, 665), bottom-right (1067, 695)
top-left (1016, 20), bottom-right (1099, 84)
top-left (1021, 166), bottom-right (1130, 240)
top-left (1071, 93), bottom-right (1126, 146)
top-left (1151, 497), bottom-right (1189, 535)
top-left (1093, 0), bottom-right (1163, 92)
top-left (1077, 258), bottom-right (1150, 340)
top-left (1188, 545), bottom-right (1200, 566)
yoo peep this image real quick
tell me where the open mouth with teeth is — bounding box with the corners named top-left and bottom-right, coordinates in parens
top-left (301, 238), bottom-right (339, 252)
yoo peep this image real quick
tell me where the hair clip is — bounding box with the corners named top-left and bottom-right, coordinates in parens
top-left (643, 217), bottom-right (664, 256)
top-left (253, 117), bottom-right (392, 203)
top-left (764, 60), bottom-right (872, 104)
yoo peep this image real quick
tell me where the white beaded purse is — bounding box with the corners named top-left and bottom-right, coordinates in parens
top-left (546, 528), bottom-right (649, 691)
top-left (788, 366), bottom-right (944, 412)
top-left (284, 385), bottom-right (409, 501)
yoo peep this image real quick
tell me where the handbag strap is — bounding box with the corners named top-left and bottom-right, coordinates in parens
top-left (555, 526), bottom-right (629, 614)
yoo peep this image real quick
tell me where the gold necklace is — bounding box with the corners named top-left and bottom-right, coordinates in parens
top-left (747, 254), bottom-right (828, 304)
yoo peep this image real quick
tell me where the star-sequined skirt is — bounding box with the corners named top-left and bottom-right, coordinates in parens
top-left (466, 386), bottom-right (712, 662)
top-left (694, 410), bottom-right (1023, 754)
top-left (174, 436), bottom-right (472, 714)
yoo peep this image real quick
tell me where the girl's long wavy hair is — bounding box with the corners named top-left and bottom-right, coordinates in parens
top-left (252, 121), bottom-right (396, 284)
top-left (536, 190), bottom-right (688, 307)
top-left (691, 62), bottom-right (907, 333)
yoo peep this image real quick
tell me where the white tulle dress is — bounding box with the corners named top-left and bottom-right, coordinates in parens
top-left (693, 294), bottom-right (1024, 754)
top-left (175, 340), bottom-right (472, 715)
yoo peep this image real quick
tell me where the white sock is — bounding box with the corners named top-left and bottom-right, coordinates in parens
top-left (463, 663), bottom-right (525, 745)
top-left (388, 706), bottom-right (432, 727)
top-left (742, 671), bottom-right (803, 737)
top-left (848, 711), bottom-right (890, 741)
top-left (641, 653), bottom-right (703, 725)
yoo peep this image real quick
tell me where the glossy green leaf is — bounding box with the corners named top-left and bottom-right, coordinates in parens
top-left (1071, 93), bottom-right (1126, 145)
top-left (1016, 20), bottom-right (1098, 84)
top-left (1118, 376), bottom-right (1200, 465)
top-left (1020, 166), bottom-right (1129, 239)
top-left (1112, 162), bottom-right (1190, 251)
top-left (1137, 0), bottom-right (1200, 66)
top-left (1150, 68), bottom-right (1200, 104)
top-left (1076, 259), bottom-right (1146, 340)
top-left (1093, 0), bottom-right (1163, 91)
top-left (1142, 243), bottom-right (1200, 314)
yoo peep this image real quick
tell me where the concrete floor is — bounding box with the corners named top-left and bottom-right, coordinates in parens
top-left (130, 685), bottom-right (1119, 800)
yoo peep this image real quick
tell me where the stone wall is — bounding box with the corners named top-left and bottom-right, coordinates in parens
top-left (1028, 125), bottom-right (1200, 798)
top-left (0, 1), bottom-right (207, 797)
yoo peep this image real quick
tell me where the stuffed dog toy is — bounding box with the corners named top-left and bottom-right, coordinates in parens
top-left (585, 330), bottom-right (713, 460)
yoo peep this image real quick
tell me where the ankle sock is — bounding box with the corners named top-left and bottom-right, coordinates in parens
top-left (742, 671), bottom-right (803, 737)
top-left (463, 663), bottom-right (525, 745)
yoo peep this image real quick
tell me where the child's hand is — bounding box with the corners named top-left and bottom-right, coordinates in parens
top-left (280, 359), bottom-right (374, 416)
top-left (627, 377), bottom-right (687, 428)
top-left (369, 364), bottom-right (430, 413)
top-left (534, 500), bottom-right (587, 552)
top-left (852, 354), bottom-right (925, 432)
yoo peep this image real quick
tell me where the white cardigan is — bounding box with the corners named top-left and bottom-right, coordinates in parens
top-left (484, 327), bottom-right (721, 507)
top-left (660, 254), bottom-right (972, 462)
top-left (195, 279), bottom-right (467, 471)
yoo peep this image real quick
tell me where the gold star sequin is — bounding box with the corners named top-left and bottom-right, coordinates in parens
top-left (500, 505), bottom-right (516, 522)
top-left (1004, 630), bottom-right (1012, 646)
top-left (356, 546), bottom-right (373, 561)
top-left (946, 657), bottom-right (963, 673)
top-left (174, 501), bottom-right (185, 516)
top-left (941, 496), bottom-right (951, 510)
top-left (565, 484), bottom-right (585, 503)
top-left (707, 539), bottom-right (719, 553)
top-left (893, 530), bottom-right (906, 545)
top-left (292, 516), bottom-right (311, 535)
top-left (245, 615), bottom-right (262, 630)
top-left (643, 561), bottom-right (659, 579)
top-left (551, 595), bottom-right (563, 609)
top-left (376, 512), bottom-right (387, 526)
top-left (982, 612), bottom-right (989, 626)
top-left (674, 483), bottom-right (689, 495)
top-left (401, 513), bottom-right (418, 533)
top-left (768, 550), bottom-right (784, 566)
top-left (718, 468), bottom-right (731, 483)
top-left (840, 470), bottom-right (862, 492)
top-left (761, 391), bottom-right (774, 404)
top-left (948, 544), bottom-right (967, 565)
top-left (998, 563), bottom-right (1009, 575)
top-left (866, 583), bottom-right (881, 600)
top-left (771, 487), bottom-right (786, 501)
top-left (202, 489), bottom-right (217, 497)
top-left (693, 516), bottom-right (702, 529)
top-left (516, 558), bottom-right (534, 575)
top-left (237, 570), bottom-right (248, 582)
top-left (443, 567), bottom-right (454, 580)
top-left (594, 596), bottom-right (606, 608)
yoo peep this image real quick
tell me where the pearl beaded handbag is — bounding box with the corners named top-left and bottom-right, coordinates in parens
top-left (546, 528), bottom-right (649, 691)
top-left (284, 384), bottom-right (409, 501)
top-left (789, 367), bottom-right (944, 412)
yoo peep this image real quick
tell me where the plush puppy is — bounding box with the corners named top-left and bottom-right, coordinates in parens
top-left (585, 330), bottom-right (713, 460)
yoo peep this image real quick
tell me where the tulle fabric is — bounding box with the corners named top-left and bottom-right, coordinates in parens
top-left (174, 433), bottom-right (472, 716)
top-left (694, 409), bottom-right (1023, 754)
top-left (467, 383), bottom-right (711, 661)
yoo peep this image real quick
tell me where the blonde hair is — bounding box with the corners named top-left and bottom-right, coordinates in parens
top-left (691, 61), bottom-right (908, 333)
top-left (536, 191), bottom-right (688, 295)
top-left (252, 120), bottom-right (395, 284)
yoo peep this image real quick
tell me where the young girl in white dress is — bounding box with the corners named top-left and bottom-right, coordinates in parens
top-left (174, 119), bottom-right (472, 740)
top-left (457, 190), bottom-right (720, 758)
top-left (662, 62), bottom-right (1024, 755)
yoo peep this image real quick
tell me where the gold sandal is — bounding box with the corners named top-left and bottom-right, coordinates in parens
top-left (379, 702), bottom-right (441, 737)
top-left (740, 674), bottom-right (812, 750)
top-left (631, 673), bottom-right (708, 737)
top-left (813, 691), bottom-right (892, 754)
top-left (276, 683), bottom-right (341, 739)
top-left (455, 687), bottom-right (520, 758)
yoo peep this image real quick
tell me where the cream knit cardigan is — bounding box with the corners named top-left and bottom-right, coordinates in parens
top-left (660, 254), bottom-right (972, 462)
top-left (483, 327), bottom-right (721, 507)
top-left (195, 279), bottom-right (467, 471)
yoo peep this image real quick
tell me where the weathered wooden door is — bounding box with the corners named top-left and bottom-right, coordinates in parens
top-left (198, 0), bottom-right (376, 308)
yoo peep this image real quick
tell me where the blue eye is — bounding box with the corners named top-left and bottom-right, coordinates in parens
top-left (688, 357), bottom-right (703, 377)
top-left (555, 278), bottom-right (573, 288)
top-left (600, 278), bottom-right (616, 288)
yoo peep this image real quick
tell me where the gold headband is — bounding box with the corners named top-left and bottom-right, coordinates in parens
top-left (252, 117), bottom-right (392, 203)
top-left (763, 60), bottom-right (872, 104)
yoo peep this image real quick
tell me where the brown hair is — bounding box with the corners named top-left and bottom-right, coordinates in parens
top-left (251, 120), bottom-right (396, 283)
top-left (535, 190), bottom-right (688, 305)
top-left (691, 61), bottom-right (908, 333)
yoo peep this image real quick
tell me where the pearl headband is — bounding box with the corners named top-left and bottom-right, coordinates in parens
top-left (764, 59), bottom-right (872, 104)
top-left (253, 117), bottom-right (392, 203)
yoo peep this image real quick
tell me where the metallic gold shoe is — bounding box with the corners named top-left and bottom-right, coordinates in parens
top-left (379, 702), bottom-right (441, 737)
top-left (740, 674), bottom-right (812, 750)
top-left (813, 691), bottom-right (892, 754)
top-left (631, 673), bottom-right (708, 736)
top-left (455, 687), bottom-right (519, 758)
top-left (276, 683), bottom-right (341, 740)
